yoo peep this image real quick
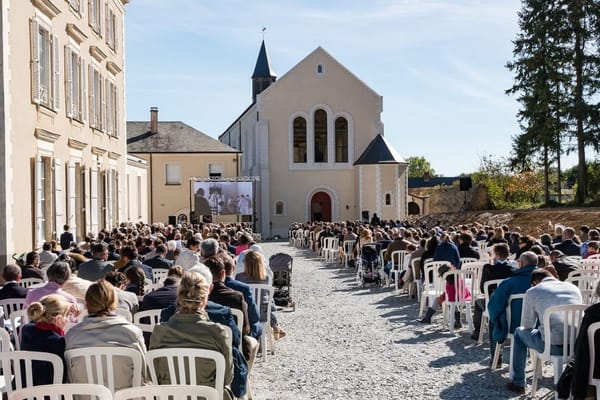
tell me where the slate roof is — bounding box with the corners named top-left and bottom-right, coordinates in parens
top-left (408, 177), bottom-right (460, 188)
top-left (252, 40), bottom-right (276, 79)
top-left (127, 121), bottom-right (240, 153)
top-left (353, 134), bottom-right (406, 165)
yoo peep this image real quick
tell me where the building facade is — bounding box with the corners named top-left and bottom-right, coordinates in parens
top-left (220, 43), bottom-right (408, 238)
top-left (0, 0), bottom-right (129, 262)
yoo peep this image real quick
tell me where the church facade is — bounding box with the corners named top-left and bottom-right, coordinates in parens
top-left (220, 42), bottom-right (408, 238)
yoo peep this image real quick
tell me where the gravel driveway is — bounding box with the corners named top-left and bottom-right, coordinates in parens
top-left (250, 242), bottom-right (555, 400)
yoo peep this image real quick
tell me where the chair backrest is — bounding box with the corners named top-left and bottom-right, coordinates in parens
top-left (505, 293), bottom-right (526, 335)
top-left (143, 279), bottom-right (154, 295)
top-left (230, 308), bottom-right (244, 338)
top-left (567, 269), bottom-right (600, 281)
top-left (133, 309), bottom-right (161, 334)
top-left (0, 298), bottom-right (26, 321)
top-left (587, 321), bottom-right (600, 395)
top-left (0, 351), bottom-right (63, 393)
top-left (422, 262), bottom-right (448, 295)
top-left (442, 270), bottom-right (472, 303)
top-left (145, 348), bottom-right (225, 400)
top-left (587, 254), bottom-right (600, 260)
top-left (391, 250), bottom-right (409, 270)
top-left (152, 269), bottom-right (169, 285)
top-left (114, 384), bottom-right (219, 400)
top-left (249, 283), bottom-right (274, 324)
top-left (460, 257), bottom-right (478, 265)
top-left (0, 328), bottom-right (12, 352)
top-left (9, 309), bottom-right (29, 350)
top-left (581, 259), bottom-right (600, 271)
top-left (64, 346), bottom-right (143, 394)
top-left (566, 275), bottom-right (600, 305)
top-left (540, 303), bottom-right (587, 360)
top-left (461, 262), bottom-right (485, 297)
top-left (19, 278), bottom-right (45, 289)
top-left (8, 383), bottom-right (113, 400)
top-left (343, 240), bottom-right (355, 255)
top-left (483, 279), bottom-right (505, 304)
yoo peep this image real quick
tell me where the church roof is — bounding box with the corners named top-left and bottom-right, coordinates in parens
top-left (354, 134), bottom-right (406, 165)
top-left (127, 121), bottom-right (240, 153)
top-left (251, 40), bottom-right (276, 79)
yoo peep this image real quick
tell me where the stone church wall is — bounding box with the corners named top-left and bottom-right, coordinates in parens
top-left (408, 184), bottom-right (490, 215)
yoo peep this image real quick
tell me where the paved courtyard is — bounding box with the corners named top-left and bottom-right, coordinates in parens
top-left (250, 241), bottom-right (555, 400)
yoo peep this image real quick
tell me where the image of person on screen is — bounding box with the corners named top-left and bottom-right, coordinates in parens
top-left (194, 187), bottom-right (211, 217)
top-left (239, 194), bottom-right (252, 215)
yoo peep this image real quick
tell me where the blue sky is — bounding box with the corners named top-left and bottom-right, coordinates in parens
top-left (124, 0), bottom-right (549, 176)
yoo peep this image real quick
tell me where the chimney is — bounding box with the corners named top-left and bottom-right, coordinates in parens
top-left (150, 107), bottom-right (159, 134)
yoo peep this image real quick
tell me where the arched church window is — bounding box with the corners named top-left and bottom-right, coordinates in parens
top-left (275, 200), bottom-right (285, 215)
top-left (293, 116), bottom-right (307, 163)
top-left (314, 109), bottom-right (328, 163)
top-left (317, 64), bottom-right (324, 74)
top-left (385, 193), bottom-right (392, 206)
top-left (335, 117), bottom-right (348, 163)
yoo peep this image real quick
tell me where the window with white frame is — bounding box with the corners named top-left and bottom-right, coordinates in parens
top-left (165, 164), bottom-right (181, 185)
top-left (30, 18), bottom-right (60, 110)
top-left (89, 64), bottom-right (105, 130)
top-left (65, 45), bottom-right (87, 122)
top-left (69, 0), bottom-right (83, 16)
top-left (105, 5), bottom-right (117, 51)
top-left (89, 0), bottom-right (103, 36)
top-left (105, 78), bottom-right (118, 136)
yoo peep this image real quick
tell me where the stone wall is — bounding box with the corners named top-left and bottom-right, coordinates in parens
top-left (408, 184), bottom-right (490, 215)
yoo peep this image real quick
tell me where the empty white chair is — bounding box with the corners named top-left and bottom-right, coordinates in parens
top-left (146, 348), bottom-right (226, 400)
top-left (133, 309), bottom-right (161, 334)
top-left (8, 383), bottom-right (112, 400)
top-left (249, 283), bottom-right (275, 362)
top-left (0, 351), bottom-right (63, 394)
top-left (342, 240), bottom-right (355, 268)
top-left (64, 346), bottom-right (143, 394)
top-left (530, 303), bottom-right (587, 397)
top-left (389, 250), bottom-right (409, 291)
top-left (114, 384), bottom-right (219, 400)
top-left (566, 273), bottom-right (600, 305)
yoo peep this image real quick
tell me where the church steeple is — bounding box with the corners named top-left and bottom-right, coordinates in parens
top-left (252, 40), bottom-right (276, 102)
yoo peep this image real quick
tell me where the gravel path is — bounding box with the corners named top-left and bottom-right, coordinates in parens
top-left (249, 242), bottom-right (555, 400)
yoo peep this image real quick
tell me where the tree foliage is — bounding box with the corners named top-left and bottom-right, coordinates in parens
top-left (406, 156), bottom-right (436, 178)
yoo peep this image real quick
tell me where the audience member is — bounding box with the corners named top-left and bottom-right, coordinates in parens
top-left (77, 243), bottom-right (113, 281)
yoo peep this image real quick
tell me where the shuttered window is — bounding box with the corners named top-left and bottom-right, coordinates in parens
top-left (30, 18), bottom-right (59, 111)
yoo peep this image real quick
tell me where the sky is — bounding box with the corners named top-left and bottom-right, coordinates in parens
top-left (123, 0), bottom-right (556, 177)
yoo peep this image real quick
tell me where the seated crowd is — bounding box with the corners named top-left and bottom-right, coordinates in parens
top-left (0, 221), bottom-right (287, 400)
top-left (290, 219), bottom-right (600, 399)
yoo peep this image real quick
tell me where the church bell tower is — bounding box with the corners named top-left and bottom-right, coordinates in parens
top-left (251, 40), bottom-right (277, 102)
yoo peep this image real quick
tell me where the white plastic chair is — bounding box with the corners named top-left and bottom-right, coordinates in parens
top-left (441, 269), bottom-right (474, 334)
top-left (389, 250), bottom-right (409, 291)
top-left (0, 299), bottom-right (26, 322)
top-left (230, 308), bottom-right (244, 351)
top-left (9, 309), bottom-right (29, 350)
top-left (530, 303), bottom-right (587, 397)
top-left (460, 257), bottom-right (478, 265)
top-left (143, 278), bottom-right (154, 295)
top-left (114, 384), bottom-right (219, 400)
top-left (249, 283), bottom-right (275, 362)
top-left (133, 309), bottom-right (161, 334)
top-left (152, 269), bottom-right (169, 285)
top-left (461, 261), bottom-right (485, 301)
top-left (18, 278), bottom-right (44, 289)
top-left (478, 279), bottom-right (506, 345)
top-left (587, 254), bottom-right (600, 260)
top-left (342, 240), bottom-right (355, 267)
top-left (146, 348), bottom-right (225, 400)
top-left (566, 274), bottom-right (600, 305)
top-left (418, 261), bottom-right (448, 319)
top-left (587, 321), bottom-right (600, 396)
top-left (0, 351), bottom-right (63, 394)
top-left (408, 257), bottom-right (421, 301)
top-left (0, 328), bottom-right (12, 352)
top-left (8, 383), bottom-right (113, 400)
top-left (491, 293), bottom-right (525, 376)
top-left (581, 259), bottom-right (600, 270)
top-left (64, 346), bottom-right (143, 394)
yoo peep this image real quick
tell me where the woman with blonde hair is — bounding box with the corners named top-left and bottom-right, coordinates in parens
top-left (21, 294), bottom-right (73, 385)
top-left (236, 250), bottom-right (286, 340)
top-left (65, 279), bottom-right (148, 391)
top-left (150, 271), bottom-right (234, 400)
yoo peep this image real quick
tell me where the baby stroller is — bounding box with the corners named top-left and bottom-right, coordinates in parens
top-left (357, 242), bottom-right (384, 288)
top-left (269, 252), bottom-right (296, 311)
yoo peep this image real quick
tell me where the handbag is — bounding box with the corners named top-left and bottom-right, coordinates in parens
top-left (556, 359), bottom-right (574, 399)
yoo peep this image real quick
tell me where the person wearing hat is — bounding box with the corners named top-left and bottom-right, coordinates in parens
top-left (549, 249), bottom-right (580, 281)
top-left (418, 264), bottom-right (471, 327)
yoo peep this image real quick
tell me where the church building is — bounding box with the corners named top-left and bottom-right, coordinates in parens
top-left (219, 41), bottom-right (408, 238)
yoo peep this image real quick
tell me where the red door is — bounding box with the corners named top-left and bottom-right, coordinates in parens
top-left (311, 192), bottom-right (331, 222)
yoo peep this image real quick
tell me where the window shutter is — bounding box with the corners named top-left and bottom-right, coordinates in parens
top-left (90, 165), bottom-right (99, 235)
top-left (65, 46), bottom-right (74, 118)
top-left (99, 0), bottom-right (105, 37)
top-left (52, 35), bottom-right (60, 111)
top-left (115, 171), bottom-right (121, 223)
top-left (114, 13), bottom-right (118, 52)
top-left (34, 155), bottom-right (45, 247)
top-left (67, 161), bottom-right (77, 234)
top-left (104, 78), bottom-right (110, 134)
top-left (89, 65), bottom-right (95, 128)
top-left (88, 0), bottom-right (94, 30)
top-left (104, 2), bottom-right (109, 42)
top-left (100, 76), bottom-right (106, 132)
top-left (54, 158), bottom-right (64, 231)
top-left (81, 59), bottom-right (87, 123)
top-left (79, 0), bottom-right (84, 17)
top-left (106, 169), bottom-right (113, 227)
top-left (30, 19), bottom-right (41, 104)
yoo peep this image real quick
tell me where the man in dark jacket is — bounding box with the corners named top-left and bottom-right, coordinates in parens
top-left (78, 243), bottom-right (113, 281)
top-left (0, 264), bottom-right (29, 300)
top-left (553, 227), bottom-right (581, 256)
top-left (550, 250), bottom-right (580, 281)
top-left (457, 233), bottom-right (480, 261)
top-left (21, 252), bottom-right (45, 280)
top-left (143, 244), bottom-right (173, 270)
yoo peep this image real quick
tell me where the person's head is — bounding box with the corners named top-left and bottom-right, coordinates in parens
top-left (549, 249), bottom-right (565, 262)
top-left (124, 267), bottom-right (146, 296)
top-left (63, 224), bottom-right (70, 232)
top-left (540, 233), bottom-right (552, 246)
top-left (459, 233), bottom-right (473, 244)
top-left (518, 251), bottom-right (538, 269)
top-left (91, 243), bottom-right (108, 260)
top-left (220, 253), bottom-right (236, 276)
top-left (42, 242), bottom-right (52, 251)
top-left (46, 261), bottom-right (71, 285)
top-left (86, 280), bottom-right (118, 315)
top-left (493, 227), bottom-right (503, 239)
top-left (563, 227), bottom-right (575, 240)
top-left (588, 241), bottom-right (599, 252)
top-left (3, 264), bottom-right (21, 282)
top-left (203, 256), bottom-right (225, 283)
top-left (26, 251), bottom-right (40, 267)
top-left (200, 238), bottom-right (219, 258)
top-left (119, 245), bottom-right (138, 263)
top-left (155, 244), bottom-right (167, 256)
top-left (493, 243), bottom-right (510, 260)
top-left (104, 271), bottom-right (127, 289)
top-left (177, 271), bottom-right (210, 314)
top-left (186, 237), bottom-right (201, 251)
top-left (188, 263), bottom-right (213, 288)
top-left (238, 234), bottom-right (251, 246)
top-left (27, 294), bottom-right (71, 329)
top-left (243, 250), bottom-right (266, 281)
top-left (531, 268), bottom-right (553, 286)
top-left (589, 230), bottom-right (600, 241)
top-left (168, 265), bottom-right (184, 278)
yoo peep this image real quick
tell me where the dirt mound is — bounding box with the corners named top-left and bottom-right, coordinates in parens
top-left (407, 208), bottom-right (600, 236)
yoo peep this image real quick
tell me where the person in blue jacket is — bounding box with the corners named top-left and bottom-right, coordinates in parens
top-left (487, 251), bottom-right (537, 367)
top-left (433, 233), bottom-right (461, 269)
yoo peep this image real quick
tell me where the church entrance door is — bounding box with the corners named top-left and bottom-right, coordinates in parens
top-left (311, 191), bottom-right (331, 222)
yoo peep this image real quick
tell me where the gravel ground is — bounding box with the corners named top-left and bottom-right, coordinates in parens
top-left (249, 241), bottom-right (556, 400)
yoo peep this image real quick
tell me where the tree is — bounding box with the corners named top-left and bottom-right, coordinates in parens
top-left (406, 156), bottom-right (436, 178)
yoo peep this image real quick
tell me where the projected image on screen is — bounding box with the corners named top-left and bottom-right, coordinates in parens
top-left (193, 181), bottom-right (253, 216)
